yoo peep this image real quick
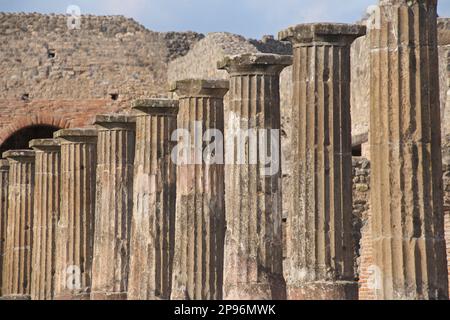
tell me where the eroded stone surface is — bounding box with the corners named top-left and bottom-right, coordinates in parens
top-left (279, 23), bottom-right (365, 300)
top-left (91, 115), bottom-right (135, 300)
top-left (1, 150), bottom-right (35, 300)
top-left (219, 53), bottom-right (291, 300)
top-left (170, 80), bottom-right (228, 300)
top-left (29, 139), bottom-right (60, 300)
top-left (369, 0), bottom-right (449, 300)
top-left (0, 160), bottom-right (9, 297)
top-left (53, 129), bottom-right (97, 300)
top-left (128, 99), bottom-right (178, 300)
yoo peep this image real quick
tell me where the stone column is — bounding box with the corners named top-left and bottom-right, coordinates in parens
top-left (217, 53), bottom-right (292, 300)
top-left (279, 23), bottom-right (366, 300)
top-left (53, 128), bottom-right (97, 300)
top-left (0, 160), bottom-right (9, 297)
top-left (170, 79), bottom-right (228, 300)
top-left (368, 0), bottom-right (448, 300)
top-left (128, 99), bottom-right (178, 300)
top-left (91, 115), bottom-right (135, 300)
top-left (29, 139), bottom-right (60, 300)
top-left (1, 150), bottom-right (35, 300)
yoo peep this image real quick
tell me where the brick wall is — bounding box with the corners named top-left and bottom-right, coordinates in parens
top-left (355, 152), bottom-right (450, 300)
top-left (0, 13), bottom-right (203, 146)
top-left (444, 165), bottom-right (450, 295)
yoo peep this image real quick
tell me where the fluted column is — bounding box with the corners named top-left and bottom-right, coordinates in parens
top-left (369, 0), bottom-right (448, 300)
top-left (128, 99), bottom-right (178, 300)
top-left (170, 79), bottom-right (228, 300)
top-left (1, 150), bottom-right (35, 300)
top-left (29, 139), bottom-right (60, 300)
top-left (0, 160), bottom-right (9, 297)
top-left (217, 53), bottom-right (292, 300)
top-left (54, 128), bottom-right (97, 300)
top-left (279, 23), bottom-right (366, 300)
top-left (91, 115), bottom-right (135, 300)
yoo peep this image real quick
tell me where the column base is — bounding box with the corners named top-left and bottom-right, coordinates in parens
top-left (90, 292), bottom-right (127, 300)
top-left (224, 279), bottom-right (286, 300)
top-left (0, 294), bottom-right (31, 300)
top-left (287, 281), bottom-right (358, 300)
top-left (54, 292), bottom-right (91, 300)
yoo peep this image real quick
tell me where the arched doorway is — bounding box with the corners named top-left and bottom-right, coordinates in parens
top-left (0, 125), bottom-right (60, 155)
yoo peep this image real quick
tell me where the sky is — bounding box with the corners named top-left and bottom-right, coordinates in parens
top-left (0, 0), bottom-right (449, 39)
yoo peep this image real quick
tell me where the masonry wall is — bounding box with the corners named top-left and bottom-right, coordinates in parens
top-left (167, 32), bottom-right (293, 218)
top-left (352, 157), bottom-right (373, 300)
top-left (0, 13), bottom-right (203, 145)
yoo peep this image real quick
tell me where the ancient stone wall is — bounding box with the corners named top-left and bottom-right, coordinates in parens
top-left (350, 18), bottom-right (450, 144)
top-left (443, 136), bottom-right (450, 295)
top-left (0, 13), bottom-right (203, 147)
top-left (352, 157), bottom-right (373, 300)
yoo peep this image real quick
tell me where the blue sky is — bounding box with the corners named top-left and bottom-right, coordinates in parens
top-left (1, 0), bottom-right (449, 39)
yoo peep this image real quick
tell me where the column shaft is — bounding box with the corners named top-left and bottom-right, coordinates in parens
top-left (1, 150), bottom-right (35, 300)
top-left (218, 54), bottom-right (291, 299)
top-left (369, 0), bottom-right (449, 299)
top-left (170, 80), bottom-right (228, 300)
top-left (54, 129), bottom-right (97, 300)
top-left (91, 115), bottom-right (135, 300)
top-left (0, 160), bottom-right (9, 297)
top-left (279, 23), bottom-right (366, 299)
top-left (30, 139), bottom-right (61, 300)
top-left (128, 99), bottom-right (178, 300)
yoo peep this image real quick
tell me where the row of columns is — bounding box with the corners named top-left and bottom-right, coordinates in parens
top-left (0, 0), bottom-right (448, 300)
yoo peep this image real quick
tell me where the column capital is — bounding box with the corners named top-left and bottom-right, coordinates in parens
top-left (279, 23), bottom-right (366, 46)
top-left (29, 139), bottom-right (60, 152)
top-left (0, 159), bottom-right (9, 170)
top-left (2, 150), bottom-right (35, 161)
top-left (379, 0), bottom-right (436, 6)
top-left (170, 79), bottom-right (229, 98)
top-left (54, 128), bottom-right (98, 144)
top-left (94, 114), bottom-right (136, 131)
top-left (218, 53), bottom-right (292, 75)
top-left (132, 98), bottom-right (179, 117)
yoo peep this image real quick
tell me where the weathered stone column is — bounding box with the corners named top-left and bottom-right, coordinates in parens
top-left (0, 160), bottom-right (9, 297)
top-left (54, 128), bottom-right (97, 300)
top-left (29, 139), bottom-right (60, 300)
top-left (91, 115), bottom-right (135, 300)
top-left (1, 150), bottom-right (35, 300)
top-left (170, 80), bottom-right (228, 300)
top-left (369, 0), bottom-right (449, 300)
top-left (279, 23), bottom-right (366, 300)
top-left (128, 99), bottom-right (178, 300)
top-left (217, 53), bottom-right (292, 300)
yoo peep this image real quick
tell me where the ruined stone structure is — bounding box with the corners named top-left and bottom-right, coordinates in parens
top-left (218, 53), bottom-right (291, 300)
top-left (170, 80), bottom-right (228, 300)
top-left (29, 139), bottom-right (60, 300)
top-left (0, 159), bottom-right (8, 297)
top-left (0, 13), bottom-right (202, 154)
top-left (1, 0), bottom-right (450, 301)
top-left (91, 115), bottom-right (135, 300)
top-left (369, 0), bottom-right (448, 300)
top-left (128, 99), bottom-right (178, 300)
top-left (279, 23), bottom-right (366, 300)
top-left (1, 150), bottom-right (35, 300)
top-left (53, 129), bottom-right (97, 300)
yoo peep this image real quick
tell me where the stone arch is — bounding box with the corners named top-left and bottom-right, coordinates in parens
top-left (0, 114), bottom-right (70, 154)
